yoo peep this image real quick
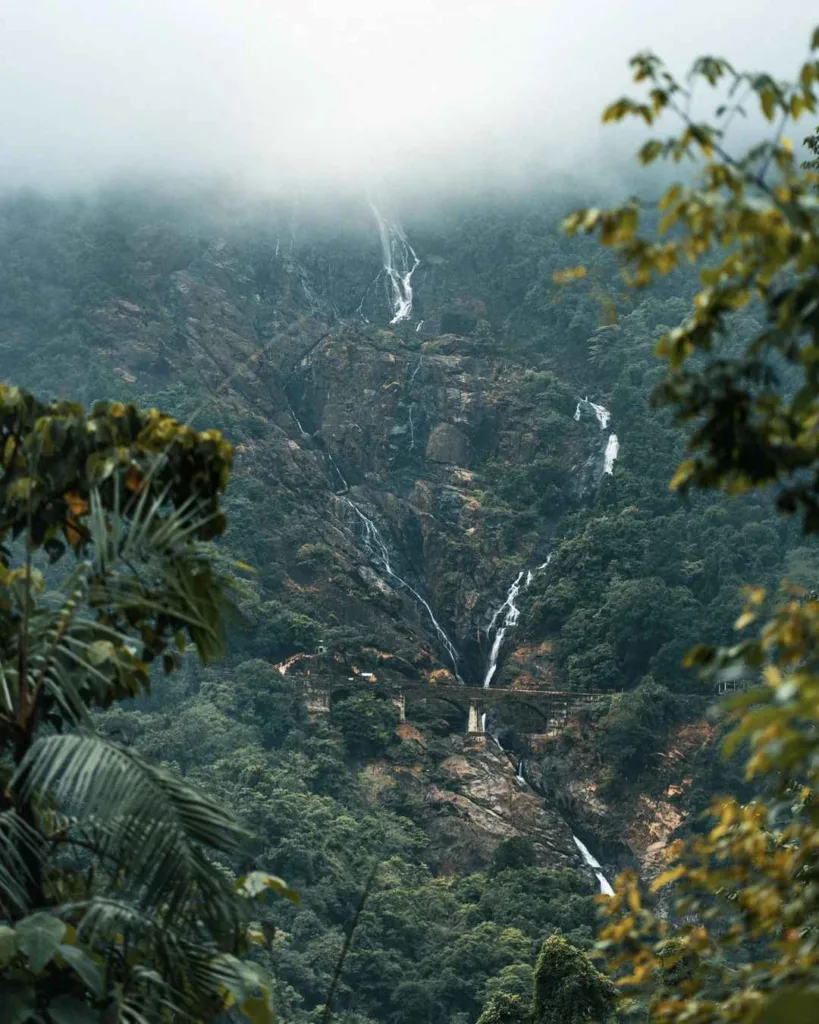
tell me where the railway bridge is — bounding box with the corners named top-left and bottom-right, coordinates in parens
top-left (303, 680), bottom-right (609, 736)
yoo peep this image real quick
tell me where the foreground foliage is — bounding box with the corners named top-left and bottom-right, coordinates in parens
top-left (0, 385), bottom-right (283, 1023)
top-left (564, 24), bottom-right (819, 1024)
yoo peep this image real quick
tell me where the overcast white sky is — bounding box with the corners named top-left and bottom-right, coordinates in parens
top-left (0, 1), bottom-right (816, 196)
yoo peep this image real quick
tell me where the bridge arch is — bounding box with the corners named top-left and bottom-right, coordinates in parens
top-left (505, 698), bottom-right (557, 731)
top-left (404, 691), bottom-right (471, 728)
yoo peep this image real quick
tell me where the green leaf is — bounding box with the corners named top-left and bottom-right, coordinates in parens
top-left (58, 945), bottom-right (104, 998)
top-left (87, 640), bottom-right (115, 666)
top-left (0, 924), bottom-right (17, 966)
top-left (16, 912), bottom-right (66, 973)
top-left (0, 982), bottom-right (36, 1024)
top-left (47, 995), bottom-right (101, 1024)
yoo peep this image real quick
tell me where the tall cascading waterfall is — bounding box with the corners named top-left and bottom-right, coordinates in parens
top-left (483, 554), bottom-right (553, 687)
top-left (574, 397), bottom-right (619, 475)
top-left (572, 835), bottom-right (615, 896)
top-left (343, 499), bottom-right (462, 679)
top-left (483, 571), bottom-right (526, 687)
top-left (369, 203), bottom-right (420, 325)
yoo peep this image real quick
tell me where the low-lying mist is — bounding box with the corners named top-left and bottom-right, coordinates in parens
top-left (1, 0), bottom-right (815, 204)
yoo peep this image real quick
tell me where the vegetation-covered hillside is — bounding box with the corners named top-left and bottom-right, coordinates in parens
top-left (0, 182), bottom-right (812, 1024)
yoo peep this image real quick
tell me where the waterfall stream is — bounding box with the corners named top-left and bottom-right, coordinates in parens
top-left (369, 203), bottom-right (420, 324)
top-left (574, 396), bottom-right (619, 476)
top-left (572, 835), bottom-right (615, 896)
top-left (483, 570), bottom-right (526, 687)
top-left (492, 745), bottom-right (614, 898)
top-left (483, 554), bottom-right (553, 687)
top-left (344, 499), bottom-right (461, 677)
top-left (603, 433), bottom-right (620, 475)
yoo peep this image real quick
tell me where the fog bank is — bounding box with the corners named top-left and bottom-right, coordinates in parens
top-left (0, 2), bottom-right (815, 198)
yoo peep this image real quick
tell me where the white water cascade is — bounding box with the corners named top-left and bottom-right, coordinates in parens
top-left (344, 499), bottom-right (461, 677)
top-left (604, 434), bottom-right (620, 475)
top-left (483, 555), bottom-right (553, 688)
top-left (574, 397), bottom-right (619, 476)
top-left (483, 570), bottom-right (525, 687)
top-left (369, 203), bottom-right (420, 324)
top-left (515, 758), bottom-right (526, 785)
top-left (572, 835), bottom-right (615, 896)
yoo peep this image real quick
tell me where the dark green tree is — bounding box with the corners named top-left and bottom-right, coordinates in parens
top-left (531, 936), bottom-right (617, 1024)
top-left (330, 691), bottom-right (400, 759)
top-left (477, 993), bottom-right (532, 1024)
top-left (490, 837), bottom-right (537, 876)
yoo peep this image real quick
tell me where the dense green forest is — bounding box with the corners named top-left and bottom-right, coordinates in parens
top-left (2, 34), bottom-right (819, 1019)
top-left (0, 178), bottom-right (808, 1023)
top-left (1, 1), bottom-right (819, 1018)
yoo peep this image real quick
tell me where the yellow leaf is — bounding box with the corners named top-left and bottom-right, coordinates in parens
top-left (651, 865), bottom-right (686, 891)
top-left (552, 266), bottom-right (588, 284)
top-left (735, 610), bottom-right (756, 630)
top-left (240, 996), bottom-right (275, 1024)
top-left (669, 460), bottom-right (695, 492)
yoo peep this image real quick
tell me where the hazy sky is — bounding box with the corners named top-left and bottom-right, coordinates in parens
top-left (0, 1), bottom-right (816, 196)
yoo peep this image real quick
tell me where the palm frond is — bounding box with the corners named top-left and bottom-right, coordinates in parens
top-left (86, 485), bottom-right (228, 663)
top-left (14, 597), bottom-right (142, 724)
top-left (0, 810), bottom-right (41, 914)
top-left (63, 897), bottom-right (244, 1021)
top-left (15, 733), bottom-right (247, 919)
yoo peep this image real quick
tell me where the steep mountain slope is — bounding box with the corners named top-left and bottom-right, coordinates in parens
top-left (0, 187), bottom-right (803, 1023)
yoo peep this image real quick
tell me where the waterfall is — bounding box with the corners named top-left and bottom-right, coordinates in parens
top-left (369, 203), bottom-right (420, 325)
top-left (574, 396), bottom-right (610, 429)
top-left (483, 555), bottom-right (553, 688)
top-left (515, 758), bottom-right (526, 785)
top-left (574, 397), bottom-right (619, 476)
top-left (603, 433), bottom-right (620, 475)
top-left (284, 396), bottom-right (310, 440)
top-left (328, 455), bottom-right (349, 492)
top-left (484, 570), bottom-right (526, 687)
top-left (572, 835), bottom-right (614, 896)
top-left (344, 499), bottom-right (461, 677)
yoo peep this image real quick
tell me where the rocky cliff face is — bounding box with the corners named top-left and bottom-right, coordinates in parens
top-left (0, 191), bottom-right (733, 892)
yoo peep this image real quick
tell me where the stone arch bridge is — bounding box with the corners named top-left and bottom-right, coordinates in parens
top-left (304, 681), bottom-right (612, 737)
